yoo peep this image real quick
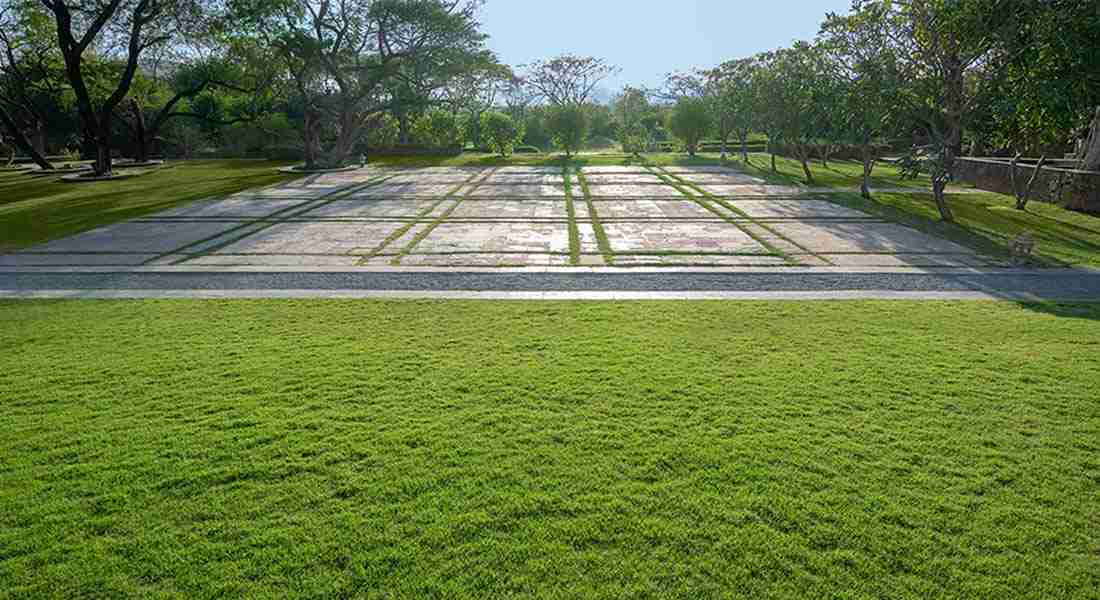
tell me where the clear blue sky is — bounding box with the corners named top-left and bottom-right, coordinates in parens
top-left (478, 0), bottom-right (852, 99)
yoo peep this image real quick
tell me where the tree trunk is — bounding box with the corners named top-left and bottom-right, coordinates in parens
top-left (302, 109), bottom-right (320, 169)
top-left (1083, 106), bottom-right (1100, 172)
top-left (33, 119), bottom-right (47, 155)
top-left (740, 134), bottom-right (748, 163)
top-left (0, 106), bottom-right (53, 170)
top-left (798, 145), bottom-right (814, 184)
top-left (93, 119), bottom-right (113, 176)
top-left (398, 112), bottom-right (410, 145)
top-left (820, 144), bottom-right (831, 169)
top-left (932, 175), bottom-right (954, 222)
top-left (1014, 155), bottom-right (1047, 211)
top-left (719, 138), bottom-right (727, 161)
top-left (860, 143), bottom-right (875, 200)
top-left (131, 99), bottom-right (149, 163)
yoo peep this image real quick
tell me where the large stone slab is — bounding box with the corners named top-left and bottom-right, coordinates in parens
top-left (613, 254), bottom-right (787, 266)
top-left (349, 182), bottom-right (462, 198)
top-left (492, 166), bottom-right (563, 174)
top-left (671, 172), bottom-right (766, 185)
top-left (0, 252), bottom-right (159, 266)
top-left (396, 253), bottom-right (572, 267)
top-left (814, 253), bottom-right (992, 267)
top-left (413, 221), bottom-right (572, 253)
top-left (466, 184), bottom-right (566, 198)
top-left (586, 184), bottom-right (684, 198)
top-left (208, 221), bottom-right (413, 255)
top-left (29, 220), bottom-right (248, 254)
top-left (582, 172), bottom-right (665, 185)
top-left (696, 184), bottom-right (806, 197)
top-left (300, 199), bottom-right (441, 218)
top-left (451, 200), bottom-right (569, 220)
top-left (728, 199), bottom-right (876, 220)
top-left (582, 166), bottom-right (654, 174)
top-left (766, 221), bottom-right (977, 254)
top-left (152, 198), bottom-right (313, 219)
top-left (602, 221), bottom-right (770, 254)
top-left (480, 173), bottom-right (565, 185)
top-left (592, 199), bottom-right (718, 220)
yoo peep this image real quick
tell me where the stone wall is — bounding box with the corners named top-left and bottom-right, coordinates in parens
top-left (953, 157), bottom-right (1100, 213)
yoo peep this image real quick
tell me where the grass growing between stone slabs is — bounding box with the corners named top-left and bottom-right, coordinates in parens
top-left (573, 171), bottom-right (614, 264)
top-left (3, 299), bottom-right (1099, 598)
top-left (561, 166), bottom-right (582, 265)
top-left (0, 160), bottom-right (298, 251)
top-left (735, 153), bottom-right (1100, 267)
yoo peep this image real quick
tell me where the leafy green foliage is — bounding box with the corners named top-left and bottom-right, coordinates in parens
top-left (412, 110), bottom-right (466, 150)
top-left (544, 104), bottom-right (589, 157)
top-left (668, 97), bottom-right (713, 157)
top-left (480, 111), bottom-right (523, 157)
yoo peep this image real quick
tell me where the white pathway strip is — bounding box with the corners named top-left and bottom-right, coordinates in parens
top-left (0, 289), bottom-right (1095, 301)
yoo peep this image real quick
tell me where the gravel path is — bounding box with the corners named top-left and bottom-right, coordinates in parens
top-left (2, 269), bottom-right (1099, 300)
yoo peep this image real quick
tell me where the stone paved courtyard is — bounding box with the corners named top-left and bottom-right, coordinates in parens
top-left (1, 165), bottom-right (999, 268)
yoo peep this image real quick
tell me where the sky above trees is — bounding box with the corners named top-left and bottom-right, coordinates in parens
top-left (479, 0), bottom-right (851, 97)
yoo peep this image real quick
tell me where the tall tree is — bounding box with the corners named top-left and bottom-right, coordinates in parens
top-left (0, 0), bottom-right (64, 169)
top-left (523, 55), bottom-right (618, 107)
top-left (820, 1), bottom-right (905, 198)
top-left (703, 58), bottom-right (756, 162)
top-left (753, 43), bottom-right (833, 183)
top-left (668, 96), bottom-right (711, 157)
top-left (886, 0), bottom-right (1015, 221)
top-left (39, 0), bottom-right (214, 176)
top-left (252, 0), bottom-right (493, 169)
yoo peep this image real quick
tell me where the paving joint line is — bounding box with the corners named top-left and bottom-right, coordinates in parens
top-left (562, 166), bottom-right (582, 266)
top-left (575, 170), bottom-right (614, 265)
top-left (388, 168), bottom-right (498, 266)
top-left (646, 166), bottom-right (795, 265)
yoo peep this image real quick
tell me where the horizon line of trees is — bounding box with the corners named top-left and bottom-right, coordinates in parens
top-left (1, 0), bottom-right (1098, 218)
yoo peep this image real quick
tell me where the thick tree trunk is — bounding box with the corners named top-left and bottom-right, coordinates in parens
top-left (93, 120), bottom-right (113, 176)
top-left (33, 119), bottom-right (47, 155)
top-left (302, 109), bottom-right (320, 170)
top-left (0, 107), bottom-right (53, 170)
top-left (131, 99), bottom-right (148, 163)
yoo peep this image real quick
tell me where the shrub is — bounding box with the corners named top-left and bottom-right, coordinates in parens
top-left (668, 97), bottom-right (713, 157)
top-left (480, 112), bottom-right (524, 157)
top-left (412, 111), bottom-right (466, 150)
top-left (515, 145), bottom-right (542, 154)
top-left (545, 105), bottom-right (589, 157)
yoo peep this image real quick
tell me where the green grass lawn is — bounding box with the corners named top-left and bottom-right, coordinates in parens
top-left (0, 160), bottom-right (297, 251)
top-left (2, 299), bottom-right (1098, 598)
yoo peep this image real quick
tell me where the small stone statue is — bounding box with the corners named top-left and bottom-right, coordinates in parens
top-left (360, 153), bottom-right (368, 168)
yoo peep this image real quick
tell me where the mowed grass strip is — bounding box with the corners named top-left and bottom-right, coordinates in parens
top-left (1, 300), bottom-right (1098, 598)
top-left (0, 160), bottom-right (298, 251)
top-left (573, 171), bottom-right (614, 264)
top-left (562, 166), bottom-right (582, 266)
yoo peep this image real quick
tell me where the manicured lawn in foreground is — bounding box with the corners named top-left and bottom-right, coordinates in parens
top-left (0, 160), bottom-right (297, 251)
top-left (2, 300), bottom-right (1098, 598)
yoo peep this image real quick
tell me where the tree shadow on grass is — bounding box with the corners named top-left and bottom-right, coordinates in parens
top-left (1013, 302), bottom-right (1100, 321)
